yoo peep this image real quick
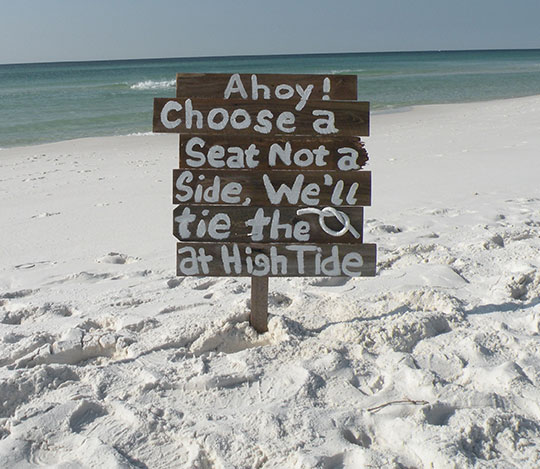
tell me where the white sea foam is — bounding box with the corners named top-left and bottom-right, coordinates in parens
top-left (126, 131), bottom-right (156, 137)
top-left (130, 79), bottom-right (175, 90)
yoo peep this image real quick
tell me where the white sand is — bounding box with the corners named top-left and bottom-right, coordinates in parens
top-left (1, 95), bottom-right (540, 468)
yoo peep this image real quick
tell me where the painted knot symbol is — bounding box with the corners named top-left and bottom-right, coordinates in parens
top-left (296, 207), bottom-right (361, 238)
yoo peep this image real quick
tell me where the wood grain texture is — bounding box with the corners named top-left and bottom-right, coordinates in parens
top-left (173, 169), bottom-right (371, 207)
top-left (250, 276), bottom-right (269, 333)
top-left (179, 134), bottom-right (368, 171)
top-left (153, 98), bottom-right (369, 136)
top-left (176, 242), bottom-right (377, 277)
top-left (173, 206), bottom-right (364, 243)
top-left (176, 73), bottom-right (357, 101)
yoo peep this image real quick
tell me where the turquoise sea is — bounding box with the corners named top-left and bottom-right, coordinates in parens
top-left (1, 49), bottom-right (540, 148)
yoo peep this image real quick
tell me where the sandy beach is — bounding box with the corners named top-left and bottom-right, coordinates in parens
top-left (1, 95), bottom-right (540, 467)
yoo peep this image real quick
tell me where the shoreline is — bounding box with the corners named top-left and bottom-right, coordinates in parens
top-left (2, 93), bottom-right (540, 151)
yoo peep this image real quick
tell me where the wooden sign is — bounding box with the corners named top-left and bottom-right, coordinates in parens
top-left (179, 135), bottom-right (368, 171)
top-left (152, 72), bottom-right (376, 332)
top-left (176, 73), bottom-right (358, 101)
top-left (176, 242), bottom-right (376, 277)
top-left (153, 98), bottom-right (369, 136)
top-left (173, 206), bottom-right (364, 243)
top-left (172, 169), bottom-right (371, 207)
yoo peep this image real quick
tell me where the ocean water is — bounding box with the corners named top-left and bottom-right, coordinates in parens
top-left (1, 49), bottom-right (540, 148)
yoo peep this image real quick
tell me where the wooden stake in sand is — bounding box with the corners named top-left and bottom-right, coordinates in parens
top-left (250, 276), bottom-right (269, 333)
top-left (152, 73), bottom-right (376, 335)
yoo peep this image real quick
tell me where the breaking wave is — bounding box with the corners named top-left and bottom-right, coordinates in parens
top-left (130, 79), bottom-right (175, 90)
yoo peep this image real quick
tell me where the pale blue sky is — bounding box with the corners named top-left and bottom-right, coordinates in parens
top-left (1, 0), bottom-right (539, 64)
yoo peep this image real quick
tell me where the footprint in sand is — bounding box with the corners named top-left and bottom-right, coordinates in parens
top-left (166, 278), bottom-right (183, 289)
top-left (0, 289), bottom-right (34, 300)
top-left (310, 277), bottom-right (351, 287)
top-left (69, 401), bottom-right (108, 433)
top-left (268, 292), bottom-right (292, 307)
top-left (15, 261), bottom-right (56, 270)
top-left (183, 278), bottom-right (218, 291)
top-left (96, 252), bottom-right (139, 265)
top-left (31, 212), bottom-right (61, 219)
top-left (373, 224), bottom-right (403, 234)
top-left (421, 403), bottom-right (456, 426)
top-left (1, 302), bottom-right (75, 325)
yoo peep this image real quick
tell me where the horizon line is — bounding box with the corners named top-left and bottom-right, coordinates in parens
top-left (1, 47), bottom-right (540, 67)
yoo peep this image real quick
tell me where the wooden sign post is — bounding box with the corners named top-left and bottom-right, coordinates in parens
top-left (153, 73), bottom-right (376, 333)
top-left (251, 276), bottom-right (269, 333)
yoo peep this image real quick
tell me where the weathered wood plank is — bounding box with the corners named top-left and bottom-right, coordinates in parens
top-left (179, 135), bottom-right (368, 171)
top-left (173, 169), bottom-right (371, 207)
top-left (176, 73), bottom-right (357, 101)
top-left (250, 276), bottom-right (269, 333)
top-left (173, 206), bottom-right (364, 243)
top-left (153, 98), bottom-right (369, 136)
top-left (176, 242), bottom-right (377, 277)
